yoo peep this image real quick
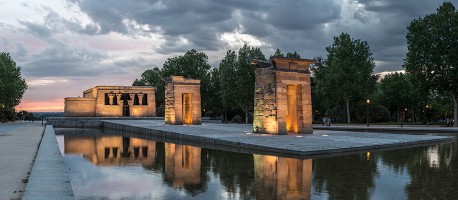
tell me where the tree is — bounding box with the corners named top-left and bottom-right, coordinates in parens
top-left (0, 52), bottom-right (27, 122)
top-left (17, 110), bottom-right (37, 121)
top-left (235, 44), bottom-right (266, 123)
top-left (219, 50), bottom-right (238, 120)
top-left (272, 48), bottom-right (284, 57)
top-left (405, 2), bottom-right (458, 126)
top-left (133, 67), bottom-right (165, 115)
top-left (219, 45), bottom-right (266, 123)
top-left (133, 49), bottom-right (214, 116)
top-left (286, 51), bottom-right (301, 58)
top-left (272, 49), bottom-right (301, 59)
top-left (162, 49), bottom-right (212, 113)
top-left (315, 33), bottom-right (377, 123)
top-left (206, 67), bottom-right (222, 118)
top-left (379, 72), bottom-right (413, 121)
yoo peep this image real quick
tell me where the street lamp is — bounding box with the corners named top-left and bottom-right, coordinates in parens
top-left (366, 99), bottom-right (370, 126)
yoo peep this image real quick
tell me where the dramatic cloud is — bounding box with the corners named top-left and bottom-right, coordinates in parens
top-left (0, 0), bottom-right (454, 111)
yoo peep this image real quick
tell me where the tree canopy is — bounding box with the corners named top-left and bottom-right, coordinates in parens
top-left (220, 44), bottom-right (265, 123)
top-left (378, 72), bottom-right (413, 121)
top-left (0, 52), bottom-right (27, 120)
top-left (133, 49), bottom-right (213, 116)
top-left (314, 33), bottom-right (377, 123)
top-left (405, 2), bottom-right (458, 126)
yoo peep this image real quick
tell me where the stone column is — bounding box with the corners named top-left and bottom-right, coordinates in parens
top-left (107, 93), bottom-right (115, 105)
top-left (128, 100), bottom-right (134, 106)
top-left (129, 94), bottom-right (136, 105)
top-left (116, 94), bottom-right (122, 106)
top-left (137, 94), bottom-right (144, 105)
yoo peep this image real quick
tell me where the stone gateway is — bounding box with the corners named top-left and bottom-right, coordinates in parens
top-left (251, 57), bottom-right (315, 135)
top-left (164, 76), bottom-right (202, 125)
top-left (64, 86), bottom-right (156, 117)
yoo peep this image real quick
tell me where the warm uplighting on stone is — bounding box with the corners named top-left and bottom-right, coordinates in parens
top-left (64, 86), bottom-right (156, 117)
top-left (165, 76), bottom-right (202, 125)
top-left (64, 135), bottom-right (156, 166)
top-left (253, 154), bottom-right (312, 200)
top-left (252, 57), bottom-right (315, 135)
top-left (164, 143), bottom-right (201, 188)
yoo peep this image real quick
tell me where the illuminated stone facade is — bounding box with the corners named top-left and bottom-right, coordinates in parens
top-left (164, 76), bottom-right (201, 125)
top-left (164, 143), bottom-right (201, 187)
top-left (254, 155), bottom-right (312, 200)
top-left (64, 135), bottom-right (156, 166)
top-left (252, 57), bottom-right (315, 134)
top-left (64, 86), bottom-right (156, 117)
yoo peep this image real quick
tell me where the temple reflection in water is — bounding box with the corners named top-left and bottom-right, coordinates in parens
top-left (254, 155), bottom-right (312, 200)
top-left (164, 143), bottom-right (202, 188)
top-left (64, 135), bottom-right (155, 167)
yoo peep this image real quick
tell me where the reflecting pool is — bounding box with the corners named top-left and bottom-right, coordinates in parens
top-left (55, 128), bottom-right (458, 200)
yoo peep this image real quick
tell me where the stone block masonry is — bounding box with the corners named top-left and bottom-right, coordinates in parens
top-left (165, 76), bottom-right (202, 125)
top-left (64, 86), bottom-right (156, 117)
top-left (252, 57), bottom-right (315, 135)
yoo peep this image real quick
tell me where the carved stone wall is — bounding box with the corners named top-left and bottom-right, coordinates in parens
top-left (165, 76), bottom-right (201, 125)
top-left (64, 86), bottom-right (156, 117)
top-left (64, 97), bottom-right (97, 117)
top-left (252, 57), bottom-right (314, 134)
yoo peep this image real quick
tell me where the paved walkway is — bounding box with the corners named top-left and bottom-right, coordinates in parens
top-left (0, 122), bottom-right (43, 200)
top-left (313, 124), bottom-right (458, 133)
top-left (23, 125), bottom-right (74, 200)
top-left (103, 120), bottom-right (454, 157)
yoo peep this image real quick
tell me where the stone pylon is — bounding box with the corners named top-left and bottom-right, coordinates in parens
top-left (251, 57), bottom-right (315, 134)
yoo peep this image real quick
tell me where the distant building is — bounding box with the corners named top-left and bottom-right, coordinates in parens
top-left (64, 86), bottom-right (156, 117)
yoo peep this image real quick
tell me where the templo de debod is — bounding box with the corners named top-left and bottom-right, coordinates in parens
top-left (64, 86), bottom-right (156, 117)
top-left (251, 57), bottom-right (315, 135)
top-left (165, 76), bottom-right (202, 125)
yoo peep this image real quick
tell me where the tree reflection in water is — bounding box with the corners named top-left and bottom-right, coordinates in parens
top-left (382, 141), bottom-right (458, 199)
top-left (313, 153), bottom-right (378, 199)
top-left (58, 128), bottom-right (458, 200)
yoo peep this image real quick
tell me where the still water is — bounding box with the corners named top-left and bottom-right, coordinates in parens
top-left (55, 128), bottom-right (458, 200)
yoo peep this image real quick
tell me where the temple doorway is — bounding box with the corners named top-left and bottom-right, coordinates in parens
top-left (123, 100), bottom-right (130, 116)
top-left (182, 93), bottom-right (192, 125)
top-left (286, 85), bottom-right (298, 134)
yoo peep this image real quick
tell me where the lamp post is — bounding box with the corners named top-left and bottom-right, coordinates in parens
top-left (366, 99), bottom-right (370, 126)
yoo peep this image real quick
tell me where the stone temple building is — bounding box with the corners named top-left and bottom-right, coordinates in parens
top-left (64, 86), bottom-right (156, 117)
top-left (251, 57), bottom-right (315, 135)
top-left (164, 76), bottom-right (202, 125)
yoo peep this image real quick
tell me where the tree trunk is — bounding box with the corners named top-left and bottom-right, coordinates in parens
top-left (243, 107), bottom-right (249, 124)
top-left (454, 94), bottom-right (458, 127)
top-left (345, 98), bottom-right (351, 124)
top-left (411, 106), bottom-right (415, 123)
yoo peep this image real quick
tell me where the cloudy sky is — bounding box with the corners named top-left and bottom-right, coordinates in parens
top-left (0, 0), bottom-right (455, 112)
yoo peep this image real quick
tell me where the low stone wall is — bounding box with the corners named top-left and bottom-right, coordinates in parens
top-left (23, 125), bottom-right (75, 200)
top-left (64, 97), bottom-right (96, 117)
top-left (47, 117), bottom-right (164, 128)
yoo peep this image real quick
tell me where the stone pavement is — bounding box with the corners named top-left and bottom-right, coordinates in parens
top-left (103, 120), bottom-right (454, 158)
top-left (0, 122), bottom-right (43, 200)
top-left (22, 125), bottom-right (74, 200)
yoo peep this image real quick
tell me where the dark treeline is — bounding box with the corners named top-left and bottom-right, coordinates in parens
top-left (132, 2), bottom-right (457, 126)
